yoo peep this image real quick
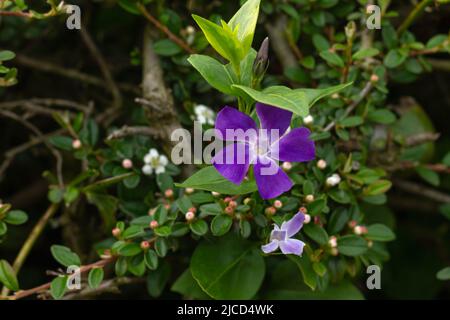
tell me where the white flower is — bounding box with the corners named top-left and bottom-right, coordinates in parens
top-left (194, 104), bottom-right (215, 125)
top-left (326, 173), bottom-right (341, 187)
top-left (142, 148), bottom-right (168, 175)
top-left (303, 115), bottom-right (314, 125)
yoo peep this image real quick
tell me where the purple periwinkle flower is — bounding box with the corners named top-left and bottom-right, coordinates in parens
top-left (261, 212), bottom-right (306, 256)
top-left (211, 103), bottom-right (315, 199)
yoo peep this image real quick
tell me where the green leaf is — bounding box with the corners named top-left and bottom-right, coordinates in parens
top-left (0, 50), bottom-right (16, 62)
top-left (319, 50), bottom-right (344, 67)
top-left (227, 0), bottom-right (261, 54)
top-left (0, 221), bottom-right (6, 236)
top-left (50, 276), bottom-right (68, 299)
top-left (122, 225), bottom-right (145, 239)
top-left (192, 15), bottom-right (243, 67)
top-left (63, 186), bottom-right (80, 205)
top-left (338, 235), bottom-right (368, 256)
top-left (0, 260), bottom-right (19, 291)
top-left (190, 219), bottom-right (208, 236)
top-left (88, 268), bottom-right (104, 289)
top-left (363, 180), bottom-right (392, 196)
top-left (155, 238), bottom-right (169, 257)
top-left (366, 224), bottom-right (396, 241)
top-left (367, 109), bottom-right (396, 124)
top-left (384, 49), bottom-right (407, 68)
top-left (50, 245), bottom-right (81, 267)
top-left (439, 204), bottom-right (450, 220)
top-left (48, 135), bottom-right (73, 151)
top-left (177, 166), bottom-right (257, 195)
top-left (154, 225), bottom-right (172, 237)
top-left (287, 255), bottom-right (317, 290)
top-left (211, 214), bottom-right (233, 236)
top-left (118, 243), bottom-right (142, 256)
top-left (352, 47), bottom-right (380, 60)
top-left (123, 174), bottom-right (140, 189)
top-left (191, 234), bottom-right (265, 299)
top-left (339, 116), bottom-right (363, 127)
top-left (171, 269), bottom-right (210, 299)
top-left (144, 250), bottom-right (159, 270)
top-left (436, 267), bottom-right (450, 281)
top-left (4, 210), bottom-right (28, 225)
top-left (329, 188), bottom-right (351, 204)
top-left (303, 224), bottom-right (329, 245)
top-left (327, 208), bottom-right (350, 234)
top-left (415, 166), bottom-right (440, 186)
top-left (188, 54), bottom-right (238, 95)
top-left (115, 257), bottom-right (127, 276)
top-left (146, 262), bottom-right (171, 297)
top-left (153, 39), bottom-right (182, 56)
top-left (127, 254), bottom-right (146, 276)
top-left (232, 82), bottom-right (351, 117)
top-left (85, 191), bottom-right (118, 231)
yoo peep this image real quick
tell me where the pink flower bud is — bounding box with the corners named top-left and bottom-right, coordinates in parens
top-left (140, 241), bottom-right (150, 250)
top-left (112, 227), bottom-right (121, 237)
top-left (274, 200), bottom-right (283, 209)
top-left (164, 189), bottom-right (174, 198)
top-left (185, 211), bottom-right (195, 221)
top-left (122, 159), bottom-right (133, 169)
top-left (150, 220), bottom-right (159, 229)
top-left (265, 206), bottom-right (276, 215)
top-left (72, 139), bottom-right (82, 149)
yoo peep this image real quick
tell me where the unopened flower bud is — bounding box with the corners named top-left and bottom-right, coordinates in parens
top-left (185, 211), bottom-right (195, 221)
top-left (185, 187), bottom-right (195, 194)
top-left (224, 197), bottom-right (232, 204)
top-left (354, 225), bottom-right (364, 235)
top-left (265, 206), bottom-right (276, 216)
top-left (303, 213), bottom-right (311, 224)
top-left (253, 37), bottom-right (269, 79)
top-left (328, 236), bottom-right (338, 248)
top-left (212, 191), bottom-right (220, 197)
top-left (345, 21), bottom-right (356, 40)
top-left (140, 241), bottom-right (150, 250)
top-left (186, 25), bottom-right (195, 34)
top-left (282, 162), bottom-right (292, 171)
top-left (326, 174), bottom-right (341, 187)
top-left (164, 189), bottom-right (174, 198)
top-left (122, 159), bottom-right (133, 169)
top-left (303, 115), bottom-right (314, 125)
top-left (112, 227), bottom-right (121, 237)
top-left (331, 93), bottom-right (340, 99)
top-left (370, 74), bottom-right (379, 82)
top-left (330, 247), bottom-right (339, 256)
top-left (150, 220), bottom-right (159, 229)
top-left (164, 204), bottom-right (171, 210)
top-left (224, 206), bottom-right (234, 215)
top-left (368, 240), bottom-right (374, 248)
top-left (72, 139), bottom-right (82, 149)
top-left (305, 194), bottom-right (315, 203)
top-left (273, 200), bottom-right (283, 209)
top-left (299, 207), bottom-right (308, 214)
top-left (243, 198), bottom-right (252, 205)
top-left (189, 207), bottom-right (197, 214)
top-left (317, 159), bottom-right (327, 170)
top-left (228, 201), bottom-right (237, 209)
top-left (148, 208), bottom-right (156, 216)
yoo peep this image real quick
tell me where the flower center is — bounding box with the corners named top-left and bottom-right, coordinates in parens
top-left (271, 230), bottom-right (287, 241)
top-left (254, 137), bottom-right (269, 156)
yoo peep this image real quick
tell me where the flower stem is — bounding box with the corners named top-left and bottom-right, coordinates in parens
top-left (397, 0), bottom-right (433, 35)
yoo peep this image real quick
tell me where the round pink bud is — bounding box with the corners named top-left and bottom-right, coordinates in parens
top-left (317, 159), bottom-right (327, 170)
top-left (305, 194), bottom-right (315, 203)
top-left (150, 220), bottom-right (159, 229)
top-left (189, 207), bottom-right (197, 214)
top-left (299, 207), bottom-right (308, 214)
top-left (224, 206), bottom-right (234, 215)
top-left (328, 236), bottom-right (338, 248)
top-left (122, 159), bottom-right (133, 169)
top-left (140, 241), bottom-right (150, 250)
top-left (164, 189), bottom-right (174, 198)
top-left (265, 206), bottom-right (276, 215)
top-left (72, 139), bottom-right (82, 149)
top-left (274, 200), bottom-right (283, 209)
top-left (303, 214), bottom-right (311, 224)
top-left (224, 197), bottom-right (232, 204)
top-left (112, 227), bottom-right (121, 237)
top-left (228, 201), bottom-right (237, 208)
top-left (185, 211), bottom-right (195, 221)
top-left (370, 74), bottom-right (379, 83)
top-left (282, 162), bottom-right (292, 171)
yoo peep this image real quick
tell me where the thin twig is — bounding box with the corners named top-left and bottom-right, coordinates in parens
top-left (0, 10), bottom-right (31, 18)
top-left (106, 125), bottom-right (161, 140)
top-left (405, 132), bottom-right (440, 147)
top-left (0, 204), bottom-right (59, 297)
top-left (394, 178), bottom-right (450, 203)
top-left (137, 3), bottom-right (195, 54)
top-left (397, 0), bottom-right (433, 35)
top-left (323, 81), bottom-right (374, 132)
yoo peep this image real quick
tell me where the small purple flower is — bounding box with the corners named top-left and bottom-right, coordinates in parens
top-left (261, 212), bottom-right (306, 256)
top-left (211, 103), bottom-right (315, 199)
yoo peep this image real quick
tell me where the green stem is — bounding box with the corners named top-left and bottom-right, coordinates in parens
top-left (0, 203), bottom-right (59, 296)
top-left (397, 0), bottom-right (433, 35)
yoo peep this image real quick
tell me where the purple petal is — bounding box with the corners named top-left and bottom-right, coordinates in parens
top-left (270, 127), bottom-right (315, 162)
top-left (254, 156), bottom-right (293, 199)
top-left (212, 142), bottom-right (250, 185)
top-left (215, 106), bottom-right (257, 142)
top-left (261, 240), bottom-right (279, 254)
top-left (256, 103), bottom-right (292, 136)
top-left (279, 239), bottom-right (305, 256)
top-left (281, 212), bottom-right (305, 237)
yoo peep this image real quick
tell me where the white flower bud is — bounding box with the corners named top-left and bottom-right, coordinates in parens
top-left (303, 115), bottom-right (314, 125)
top-left (185, 211), bottom-right (195, 221)
top-left (317, 159), bottom-right (327, 170)
top-left (328, 236), bottom-right (337, 248)
top-left (72, 139), bottom-right (82, 149)
top-left (303, 214), bottom-right (311, 224)
top-left (282, 161), bottom-right (292, 171)
top-left (326, 173), bottom-right (341, 187)
top-left (305, 194), bottom-right (315, 203)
